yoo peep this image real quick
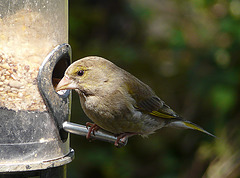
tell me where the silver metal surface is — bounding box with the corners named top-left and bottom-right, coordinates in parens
top-left (63, 122), bottom-right (128, 147)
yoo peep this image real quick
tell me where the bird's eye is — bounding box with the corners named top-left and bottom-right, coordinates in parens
top-left (77, 70), bottom-right (84, 76)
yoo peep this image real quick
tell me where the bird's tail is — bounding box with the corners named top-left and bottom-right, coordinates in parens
top-left (167, 120), bottom-right (216, 138)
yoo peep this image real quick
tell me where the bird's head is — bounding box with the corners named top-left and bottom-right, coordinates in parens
top-left (56, 56), bottom-right (119, 96)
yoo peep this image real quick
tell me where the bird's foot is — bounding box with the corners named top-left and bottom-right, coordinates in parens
top-left (86, 122), bottom-right (100, 139)
top-left (115, 132), bottom-right (137, 148)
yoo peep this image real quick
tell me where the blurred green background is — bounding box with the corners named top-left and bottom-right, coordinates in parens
top-left (67, 0), bottom-right (240, 177)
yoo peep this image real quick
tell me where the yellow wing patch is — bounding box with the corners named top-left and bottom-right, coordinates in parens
top-left (150, 110), bottom-right (176, 119)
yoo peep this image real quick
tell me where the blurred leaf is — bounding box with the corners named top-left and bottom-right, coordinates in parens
top-left (169, 29), bottom-right (185, 48)
top-left (210, 85), bottom-right (237, 114)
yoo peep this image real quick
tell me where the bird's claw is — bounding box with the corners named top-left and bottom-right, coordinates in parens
top-left (86, 122), bottom-right (100, 139)
top-left (86, 123), bottom-right (132, 148)
top-left (114, 132), bottom-right (136, 148)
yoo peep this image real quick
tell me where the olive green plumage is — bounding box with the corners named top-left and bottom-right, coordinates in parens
top-left (56, 56), bottom-right (215, 145)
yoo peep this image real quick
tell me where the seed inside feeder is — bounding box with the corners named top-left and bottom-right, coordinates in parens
top-left (0, 10), bottom-right (59, 111)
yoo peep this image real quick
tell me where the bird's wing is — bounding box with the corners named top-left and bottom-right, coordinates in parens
top-left (136, 96), bottom-right (179, 119)
top-left (124, 73), bottom-right (179, 119)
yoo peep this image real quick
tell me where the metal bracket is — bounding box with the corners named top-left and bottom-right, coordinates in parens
top-left (38, 43), bottom-right (71, 141)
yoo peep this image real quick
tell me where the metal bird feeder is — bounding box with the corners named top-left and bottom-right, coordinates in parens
top-left (0, 0), bottom-right (127, 177)
top-left (0, 0), bottom-right (73, 177)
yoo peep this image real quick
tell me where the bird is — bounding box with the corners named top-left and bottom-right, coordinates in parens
top-left (56, 56), bottom-right (215, 147)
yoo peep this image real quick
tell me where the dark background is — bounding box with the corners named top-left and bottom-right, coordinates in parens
top-left (67, 0), bottom-right (240, 177)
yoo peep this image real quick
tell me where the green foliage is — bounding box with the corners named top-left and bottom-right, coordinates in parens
top-left (210, 85), bottom-right (236, 113)
top-left (68, 0), bottom-right (240, 177)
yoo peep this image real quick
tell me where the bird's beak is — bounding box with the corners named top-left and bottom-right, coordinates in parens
top-left (55, 76), bottom-right (77, 91)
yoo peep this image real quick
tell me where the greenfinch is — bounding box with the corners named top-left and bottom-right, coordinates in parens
top-left (56, 56), bottom-right (215, 147)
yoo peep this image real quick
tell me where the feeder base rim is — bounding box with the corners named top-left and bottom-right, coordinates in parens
top-left (0, 148), bottom-right (74, 172)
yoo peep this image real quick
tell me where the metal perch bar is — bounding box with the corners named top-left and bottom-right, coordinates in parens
top-left (62, 121), bottom-right (128, 147)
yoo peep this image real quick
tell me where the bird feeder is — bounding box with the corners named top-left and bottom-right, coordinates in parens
top-left (0, 0), bottom-right (73, 176)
